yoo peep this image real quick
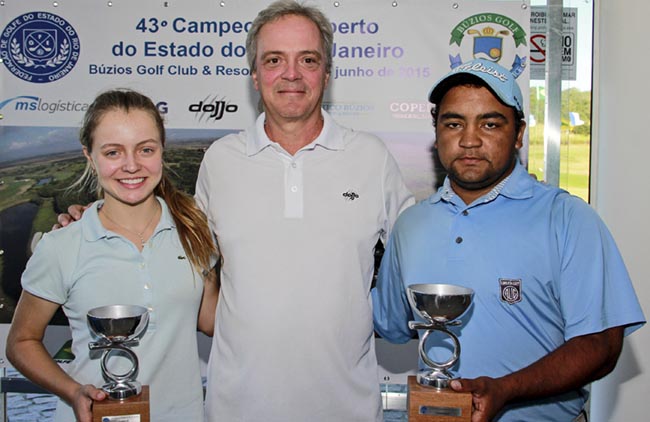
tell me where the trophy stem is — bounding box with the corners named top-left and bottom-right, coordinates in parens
top-left (90, 344), bottom-right (141, 399)
top-left (415, 326), bottom-right (461, 389)
top-left (418, 327), bottom-right (461, 371)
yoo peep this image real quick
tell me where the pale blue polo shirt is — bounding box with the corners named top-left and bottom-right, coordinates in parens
top-left (22, 197), bottom-right (205, 422)
top-left (373, 162), bottom-right (645, 421)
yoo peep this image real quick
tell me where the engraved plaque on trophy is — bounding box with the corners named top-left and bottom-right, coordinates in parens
top-left (406, 284), bottom-right (474, 422)
top-left (87, 305), bottom-right (150, 422)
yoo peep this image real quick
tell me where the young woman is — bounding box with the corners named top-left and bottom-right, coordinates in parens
top-left (6, 89), bottom-right (218, 422)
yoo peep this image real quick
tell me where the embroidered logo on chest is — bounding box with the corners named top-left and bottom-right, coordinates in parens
top-left (342, 190), bottom-right (359, 201)
top-left (499, 278), bottom-right (522, 304)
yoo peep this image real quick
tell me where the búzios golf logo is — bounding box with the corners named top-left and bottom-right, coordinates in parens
top-left (0, 11), bottom-right (80, 83)
top-left (448, 13), bottom-right (527, 78)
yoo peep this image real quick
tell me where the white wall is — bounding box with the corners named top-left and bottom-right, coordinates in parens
top-left (589, 1), bottom-right (650, 421)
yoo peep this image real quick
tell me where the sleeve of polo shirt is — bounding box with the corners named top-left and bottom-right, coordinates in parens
top-left (372, 225), bottom-right (415, 343)
top-left (554, 195), bottom-right (645, 340)
top-left (194, 148), bottom-right (221, 258)
top-left (194, 152), bottom-right (211, 217)
top-left (208, 231), bottom-right (221, 269)
top-left (21, 231), bottom-right (67, 305)
top-left (380, 149), bottom-right (415, 244)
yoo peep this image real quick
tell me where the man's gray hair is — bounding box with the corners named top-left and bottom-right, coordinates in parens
top-left (246, 0), bottom-right (334, 75)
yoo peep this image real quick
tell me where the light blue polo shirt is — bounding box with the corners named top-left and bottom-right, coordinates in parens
top-left (22, 197), bottom-right (205, 422)
top-left (373, 162), bottom-right (645, 421)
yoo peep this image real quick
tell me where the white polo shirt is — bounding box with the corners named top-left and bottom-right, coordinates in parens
top-left (197, 110), bottom-right (414, 422)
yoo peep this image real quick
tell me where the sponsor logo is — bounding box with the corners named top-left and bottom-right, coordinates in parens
top-left (0, 95), bottom-right (88, 114)
top-left (322, 102), bottom-right (374, 117)
top-left (342, 190), bottom-right (360, 201)
top-left (389, 101), bottom-right (430, 120)
top-left (0, 11), bottom-right (81, 83)
top-left (189, 95), bottom-right (238, 122)
top-left (448, 13), bottom-right (527, 78)
top-left (0, 96), bottom-right (166, 117)
top-left (499, 278), bottom-right (522, 304)
top-left (156, 101), bottom-right (169, 115)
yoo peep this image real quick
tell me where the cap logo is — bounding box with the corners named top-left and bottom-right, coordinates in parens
top-left (455, 62), bottom-right (509, 82)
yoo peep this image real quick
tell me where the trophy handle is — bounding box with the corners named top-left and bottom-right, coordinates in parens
top-left (419, 326), bottom-right (461, 372)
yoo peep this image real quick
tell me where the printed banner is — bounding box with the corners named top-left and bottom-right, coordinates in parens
top-left (1, 1), bottom-right (530, 130)
top-left (0, 0), bottom-right (530, 328)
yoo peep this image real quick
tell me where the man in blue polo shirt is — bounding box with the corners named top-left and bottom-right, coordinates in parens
top-left (372, 58), bottom-right (645, 422)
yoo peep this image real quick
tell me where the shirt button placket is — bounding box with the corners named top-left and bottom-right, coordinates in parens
top-left (140, 258), bottom-right (154, 328)
top-left (450, 208), bottom-right (468, 250)
top-left (284, 158), bottom-right (303, 218)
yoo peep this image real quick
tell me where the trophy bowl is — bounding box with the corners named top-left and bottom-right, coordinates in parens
top-left (407, 283), bottom-right (474, 325)
top-left (88, 304), bottom-right (149, 343)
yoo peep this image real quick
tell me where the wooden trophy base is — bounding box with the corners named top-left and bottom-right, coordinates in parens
top-left (92, 385), bottom-right (150, 422)
top-left (407, 376), bottom-right (472, 422)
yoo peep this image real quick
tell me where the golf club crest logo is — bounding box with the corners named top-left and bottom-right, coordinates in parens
top-left (448, 13), bottom-right (527, 78)
top-left (0, 11), bottom-right (80, 83)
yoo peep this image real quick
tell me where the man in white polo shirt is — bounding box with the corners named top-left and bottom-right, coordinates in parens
top-left (195, 1), bottom-right (413, 421)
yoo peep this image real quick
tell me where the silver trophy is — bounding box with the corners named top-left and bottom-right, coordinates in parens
top-left (407, 284), bottom-right (474, 389)
top-left (87, 305), bottom-right (149, 399)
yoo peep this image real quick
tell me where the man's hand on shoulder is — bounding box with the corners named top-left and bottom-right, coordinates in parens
top-left (53, 203), bottom-right (92, 230)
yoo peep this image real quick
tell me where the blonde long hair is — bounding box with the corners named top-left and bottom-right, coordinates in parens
top-left (72, 88), bottom-right (216, 273)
